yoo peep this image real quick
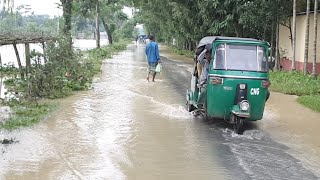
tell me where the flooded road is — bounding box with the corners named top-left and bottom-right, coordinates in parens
top-left (0, 44), bottom-right (319, 179)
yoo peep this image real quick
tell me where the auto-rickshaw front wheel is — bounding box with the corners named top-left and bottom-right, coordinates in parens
top-left (232, 115), bottom-right (244, 134)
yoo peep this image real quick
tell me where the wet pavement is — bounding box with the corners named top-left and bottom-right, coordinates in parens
top-left (0, 44), bottom-right (319, 180)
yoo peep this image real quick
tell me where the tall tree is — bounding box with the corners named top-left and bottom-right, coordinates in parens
top-left (312, 0), bottom-right (318, 76)
top-left (60, 0), bottom-right (73, 49)
top-left (95, 0), bottom-right (100, 48)
top-left (292, 0), bottom-right (297, 70)
top-left (304, 0), bottom-right (311, 74)
top-left (75, 0), bottom-right (125, 45)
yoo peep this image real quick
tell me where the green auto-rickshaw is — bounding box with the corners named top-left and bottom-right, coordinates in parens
top-left (186, 36), bottom-right (270, 134)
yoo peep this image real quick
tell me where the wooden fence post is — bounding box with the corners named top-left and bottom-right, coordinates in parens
top-left (42, 41), bottom-right (48, 63)
top-left (25, 43), bottom-right (32, 98)
top-left (13, 43), bottom-right (24, 78)
top-left (25, 43), bottom-right (31, 75)
top-left (0, 51), bottom-right (2, 68)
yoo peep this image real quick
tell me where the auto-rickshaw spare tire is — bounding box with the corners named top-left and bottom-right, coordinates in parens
top-left (232, 115), bottom-right (244, 134)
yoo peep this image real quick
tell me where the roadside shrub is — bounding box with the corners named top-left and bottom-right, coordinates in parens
top-left (298, 95), bottom-right (320, 112)
top-left (270, 71), bottom-right (320, 96)
top-left (170, 47), bottom-right (194, 58)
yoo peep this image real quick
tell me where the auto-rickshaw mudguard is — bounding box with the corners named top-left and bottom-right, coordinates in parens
top-left (197, 87), bottom-right (207, 105)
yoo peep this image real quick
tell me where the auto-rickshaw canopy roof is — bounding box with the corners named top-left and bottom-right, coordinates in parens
top-left (197, 36), bottom-right (262, 48)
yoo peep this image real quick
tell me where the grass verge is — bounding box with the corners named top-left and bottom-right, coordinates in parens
top-left (270, 71), bottom-right (320, 112)
top-left (169, 46), bottom-right (194, 58)
top-left (0, 101), bottom-right (56, 130)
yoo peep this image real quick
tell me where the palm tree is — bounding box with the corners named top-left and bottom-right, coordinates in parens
top-left (312, 0), bottom-right (318, 76)
top-left (304, 0), bottom-right (311, 74)
top-left (292, 0), bottom-right (297, 70)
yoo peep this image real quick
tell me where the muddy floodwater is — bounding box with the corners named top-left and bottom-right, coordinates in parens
top-left (1, 44), bottom-right (319, 180)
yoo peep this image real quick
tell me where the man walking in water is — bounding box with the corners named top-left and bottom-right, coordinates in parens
top-left (145, 35), bottom-right (161, 82)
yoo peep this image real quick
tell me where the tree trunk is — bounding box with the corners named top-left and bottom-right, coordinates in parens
top-left (0, 77), bottom-right (2, 99)
top-left (13, 43), bottom-right (24, 78)
top-left (304, 0), bottom-right (311, 74)
top-left (270, 20), bottom-right (274, 69)
top-left (0, 51), bottom-right (2, 68)
top-left (263, 23), bottom-right (267, 40)
top-left (275, 16), bottom-right (280, 70)
top-left (288, 17), bottom-right (293, 47)
top-left (60, 0), bottom-right (72, 50)
top-left (312, 0), bottom-right (318, 76)
top-left (292, 0), bottom-right (297, 70)
top-left (95, 0), bottom-right (100, 48)
top-left (101, 18), bottom-right (113, 45)
top-left (42, 42), bottom-right (48, 63)
top-left (25, 43), bottom-right (30, 76)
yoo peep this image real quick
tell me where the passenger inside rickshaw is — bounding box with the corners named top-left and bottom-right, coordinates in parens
top-left (196, 44), bottom-right (212, 88)
top-left (194, 44), bottom-right (212, 105)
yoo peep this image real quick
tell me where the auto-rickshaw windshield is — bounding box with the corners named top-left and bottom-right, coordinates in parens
top-left (213, 43), bottom-right (268, 72)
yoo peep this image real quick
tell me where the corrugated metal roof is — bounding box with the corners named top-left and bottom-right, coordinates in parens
top-left (197, 36), bottom-right (262, 48)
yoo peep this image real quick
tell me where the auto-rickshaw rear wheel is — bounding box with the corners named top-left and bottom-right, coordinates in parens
top-left (232, 115), bottom-right (244, 134)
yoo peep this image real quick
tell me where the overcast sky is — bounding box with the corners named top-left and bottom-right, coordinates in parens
top-left (15, 0), bottom-right (62, 17)
top-left (14, 0), bottom-right (133, 18)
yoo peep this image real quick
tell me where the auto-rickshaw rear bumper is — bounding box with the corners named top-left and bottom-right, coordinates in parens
top-left (231, 103), bottom-right (250, 118)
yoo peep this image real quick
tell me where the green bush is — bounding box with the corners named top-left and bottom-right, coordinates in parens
top-left (170, 47), bottom-right (194, 58)
top-left (270, 71), bottom-right (320, 96)
top-left (298, 95), bottom-right (320, 112)
top-left (0, 102), bottom-right (55, 130)
top-left (270, 71), bottom-right (320, 112)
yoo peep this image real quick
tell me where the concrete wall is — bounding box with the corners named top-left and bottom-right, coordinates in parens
top-left (279, 12), bottom-right (320, 73)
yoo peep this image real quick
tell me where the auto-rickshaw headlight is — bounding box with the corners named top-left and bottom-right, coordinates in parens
top-left (240, 84), bottom-right (246, 90)
top-left (239, 101), bottom-right (250, 111)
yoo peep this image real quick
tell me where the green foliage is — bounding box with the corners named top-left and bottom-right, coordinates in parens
top-left (0, 64), bottom-right (18, 75)
top-left (4, 39), bottom-right (129, 99)
top-left (270, 71), bottom-right (320, 96)
top-left (88, 40), bottom-right (128, 60)
top-left (73, 0), bottom-right (130, 43)
top-left (170, 47), bottom-right (194, 58)
top-left (1, 39), bottom-right (129, 130)
top-left (0, 10), bottom-right (59, 35)
top-left (0, 102), bottom-right (55, 130)
top-left (133, 0), bottom-right (292, 50)
top-left (270, 71), bottom-right (320, 112)
top-left (298, 95), bottom-right (320, 112)
top-left (113, 19), bottom-right (137, 41)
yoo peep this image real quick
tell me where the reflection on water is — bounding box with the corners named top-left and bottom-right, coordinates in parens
top-left (73, 39), bottom-right (108, 50)
top-left (0, 43), bottom-right (43, 68)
